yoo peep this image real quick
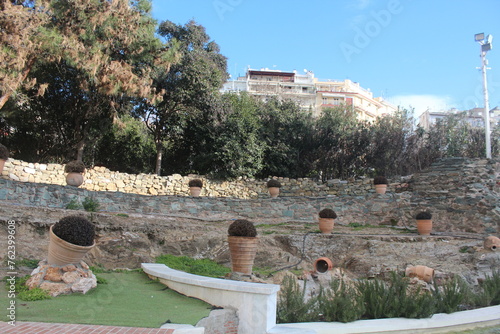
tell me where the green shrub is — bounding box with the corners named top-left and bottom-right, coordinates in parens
top-left (18, 287), bottom-right (51, 301)
top-left (432, 276), bottom-right (471, 313)
top-left (277, 275), bottom-right (318, 323)
top-left (65, 198), bottom-right (82, 210)
top-left (155, 254), bottom-right (230, 278)
top-left (473, 271), bottom-right (500, 307)
top-left (317, 279), bottom-right (364, 322)
top-left (356, 272), bottom-right (435, 319)
top-left (82, 196), bottom-right (100, 212)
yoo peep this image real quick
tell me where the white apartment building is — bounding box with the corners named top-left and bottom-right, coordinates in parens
top-left (419, 107), bottom-right (500, 130)
top-left (221, 68), bottom-right (397, 121)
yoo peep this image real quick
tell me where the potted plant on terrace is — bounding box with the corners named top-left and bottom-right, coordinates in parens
top-left (188, 178), bottom-right (203, 197)
top-left (48, 215), bottom-right (96, 266)
top-left (266, 179), bottom-right (281, 198)
top-left (227, 219), bottom-right (258, 275)
top-left (415, 211), bottom-right (432, 236)
top-left (0, 143), bottom-right (9, 175)
top-left (373, 175), bottom-right (388, 194)
top-left (64, 160), bottom-right (86, 187)
top-left (318, 208), bottom-right (337, 234)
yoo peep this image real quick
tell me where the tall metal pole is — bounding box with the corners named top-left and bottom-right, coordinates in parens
top-left (480, 49), bottom-right (492, 159)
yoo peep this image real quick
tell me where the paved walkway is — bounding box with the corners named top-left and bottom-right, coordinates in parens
top-left (0, 321), bottom-right (176, 334)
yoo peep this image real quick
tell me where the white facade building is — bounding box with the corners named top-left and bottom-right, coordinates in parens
top-left (222, 68), bottom-right (397, 120)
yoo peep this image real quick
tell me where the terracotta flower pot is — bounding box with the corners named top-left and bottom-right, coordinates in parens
top-left (189, 187), bottom-right (202, 197)
top-left (484, 236), bottom-right (500, 251)
top-left (314, 257), bottom-right (333, 274)
top-left (228, 236), bottom-right (258, 275)
top-left (319, 218), bottom-right (335, 234)
top-left (66, 172), bottom-right (84, 187)
top-left (375, 184), bottom-right (387, 194)
top-left (0, 159), bottom-right (6, 175)
top-left (47, 225), bottom-right (95, 266)
top-left (405, 265), bottom-right (434, 283)
top-left (416, 219), bottom-right (432, 235)
top-left (268, 187), bottom-right (280, 198)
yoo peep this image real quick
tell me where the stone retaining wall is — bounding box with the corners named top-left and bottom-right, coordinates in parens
top-left (0, 158), bottom-right (391, 199)
top-left (0, 157), bottom-right (498, 233)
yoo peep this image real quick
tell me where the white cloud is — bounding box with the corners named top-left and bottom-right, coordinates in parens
top-left (388, 94), bottom-right (455, 118)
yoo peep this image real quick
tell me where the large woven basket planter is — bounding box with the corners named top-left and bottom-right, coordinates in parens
top-left (228, 236), bottom-right (258, 275)
top-left (47, 225), bottom-right (95, 266)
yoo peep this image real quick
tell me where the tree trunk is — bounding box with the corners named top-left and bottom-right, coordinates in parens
top-left (155, 145), bottom-right (163, 176)
top-left (76, 140), bottom-right (85, 161)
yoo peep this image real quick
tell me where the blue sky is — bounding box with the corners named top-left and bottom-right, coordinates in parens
top-left (151, 0), bottom-right (500, 118)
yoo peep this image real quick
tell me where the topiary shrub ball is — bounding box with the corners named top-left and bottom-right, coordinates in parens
top-left (188, 178), bottom-right (203, 188)
top-left (52, 215), bottom-right (95, 246)
top-left (228, 219), bottom-right (257, 237)
top-left (266, 179), bottom-right (281, 188)
top-left (416, 211), bottom-right (432, 220)
top-left (373, 176), bottom-right (388, 185)
top-left (319, 208), bottom-right (337, 219)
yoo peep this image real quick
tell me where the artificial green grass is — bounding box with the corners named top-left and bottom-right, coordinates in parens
top-left (0, 270), bottom-right (211, 327)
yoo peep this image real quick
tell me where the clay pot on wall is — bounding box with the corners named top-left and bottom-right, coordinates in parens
top-left (48, 215), bottom-right (95, 266)
top-left (266, 179), bottom-right (281, 198)
top-left (64, 160), bottom-right (86, 187)
top-left (227, 219), bottom-right (258, 275)
top-left (373, 176), bottom-right (388, 194)
top-left (405, 265), bottom-right (435, 283)
top-left (484, 236), bottom-right (500, 251)
top-left (188, 179), bottom-right (203, 197)
top-left (0, 143), bottom-right (9, 175)
top-left (318, 208), bottom-right (337, 234)
top-left (415, 211), bottom-right (432, 236)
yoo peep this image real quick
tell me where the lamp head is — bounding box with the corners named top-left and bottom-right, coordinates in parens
top-left (475, 33), bottom-right (485, 42)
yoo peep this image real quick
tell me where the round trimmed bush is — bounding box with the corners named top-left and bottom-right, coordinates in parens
top-left (319, 208), bottom-right (337, 219)
top-left (266, 179), bottom-right (281, 188)
top-left (64, 160), bottom-right (86, 173)
top-left (52, 215), bottom-right (95, 246)
top-left (373, 176), bottom-right (388, 185)
top-left (228, 219), bottom-right (257, 237)
top-left (416, 211), bottom-right (432, 220)
top-left (188, 179), bottom-right (203, 188)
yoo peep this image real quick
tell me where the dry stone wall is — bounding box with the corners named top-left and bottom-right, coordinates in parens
top-left (0, 158), bottom-right (388, 199)
top-left (0, 157), bottom-right (498, 234)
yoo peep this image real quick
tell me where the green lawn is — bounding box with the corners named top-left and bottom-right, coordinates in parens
top-left (1, 271), bottom-right (212, 327)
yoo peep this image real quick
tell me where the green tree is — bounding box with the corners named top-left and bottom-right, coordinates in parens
top-left (365, 108), bottom-right (415, 176)
top-left (1, 0), bottom-right (178, 161)
top-left (314, 106), bottom-right (371, 181)
top-left (257, 97), bottom-right (316, 178)
top-left (210, 92), bottom-right (265, 178)
top-left (137, 19), bottom-right (228, 175)
top-left (93, 115), bottom-right (156, 174)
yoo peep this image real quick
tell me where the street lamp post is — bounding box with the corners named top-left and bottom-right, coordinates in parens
top-left (475, 33), bottom-right (493, 159)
